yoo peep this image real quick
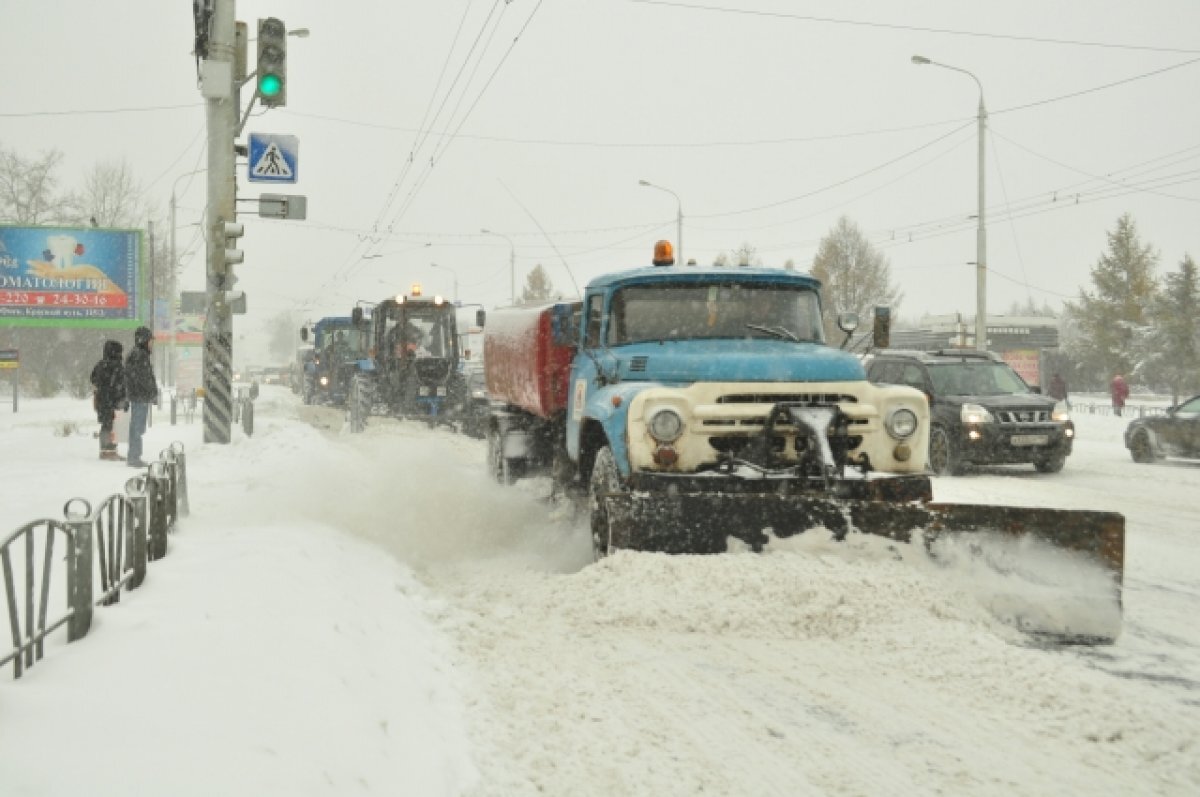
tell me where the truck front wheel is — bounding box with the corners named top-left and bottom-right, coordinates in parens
top-left (589, 446), bottom-right (627, 561)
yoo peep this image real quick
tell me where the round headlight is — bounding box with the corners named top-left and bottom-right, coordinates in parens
top-left (886, 408), bottom-right (918, 439)
top-left (647, 408), bottom-right (684, 442)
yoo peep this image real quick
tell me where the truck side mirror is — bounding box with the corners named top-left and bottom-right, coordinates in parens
top-left (352, 307), bottom-right (363, 326)
top-left (872, 306), bottom-right (891, 349)
top-left (476, 309), bottom-right (486, 328)
top-left (300, 327), bottom-right (308, 342)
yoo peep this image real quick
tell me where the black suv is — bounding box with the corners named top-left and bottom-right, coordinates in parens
top-left (866, 349), bottom-right (1074, 475)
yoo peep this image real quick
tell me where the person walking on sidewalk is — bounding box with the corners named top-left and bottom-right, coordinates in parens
top-left (124, 326), bottom-right (159, 467)
top-left (89, 339), bottom-right (126, 460)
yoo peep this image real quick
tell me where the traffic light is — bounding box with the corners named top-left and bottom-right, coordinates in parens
top-left (222, 220), bottom-right (245, 271)
top-left (256, 17), bottom-right (286, 108)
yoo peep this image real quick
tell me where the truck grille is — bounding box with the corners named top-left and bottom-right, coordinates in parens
top-left (716, 392), bottom-right (858, 405)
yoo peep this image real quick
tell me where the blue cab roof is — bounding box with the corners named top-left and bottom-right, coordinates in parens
top-left (585, 264), bottom-right (822, 292)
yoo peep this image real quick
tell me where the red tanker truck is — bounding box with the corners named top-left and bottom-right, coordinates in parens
top-left (483, 301), bottom-right (581, 483)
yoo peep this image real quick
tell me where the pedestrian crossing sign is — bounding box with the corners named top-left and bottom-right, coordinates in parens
top-left (248, 133), bottom-right (298, 183)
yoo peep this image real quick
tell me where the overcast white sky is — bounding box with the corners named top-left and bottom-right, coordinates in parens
top-left (3, 0), bottom-right (1198, 360)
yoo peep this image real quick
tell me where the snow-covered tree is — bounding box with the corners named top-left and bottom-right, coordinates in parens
top-left (810, 216), bottom-right (902, 343)
top-left (1063, 213), bottom-right (1158, 384)
top-left (1134, 254), bottom-right (1199, 402)
top-left (520, 264), bottom-right (556, 305)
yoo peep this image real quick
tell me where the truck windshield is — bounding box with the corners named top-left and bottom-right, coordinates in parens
top-left (609, 283), bottom-right (824, 345)
top-left (323, 327), bottom-right (370, 357)
top-left (382, 307), bottom-right (455, 359)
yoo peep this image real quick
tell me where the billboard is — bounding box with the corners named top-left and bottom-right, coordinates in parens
top-left (1001, 349), bottom-right (1041, 388)
top-left (0, 225), bottom-right (144, 328)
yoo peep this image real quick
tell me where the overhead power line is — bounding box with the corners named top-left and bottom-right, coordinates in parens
top-left (631, 0), bottom-right (1200, 54)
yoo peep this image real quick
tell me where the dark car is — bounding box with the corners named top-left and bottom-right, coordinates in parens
top-left (1125, 394), bottom-right (1200, 463)
top-left (866, 349), bottom-right (1074, 475)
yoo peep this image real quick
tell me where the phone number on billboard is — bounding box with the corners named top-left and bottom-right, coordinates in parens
top-left (0, 290), bottom-right (127, 308)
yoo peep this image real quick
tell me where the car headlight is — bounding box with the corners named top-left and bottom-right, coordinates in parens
top-left (885, 408), bottom-right (918, 439)
top-left (961, 403), bottom-right (993, 424)
top-left (1052, 401), bottom-right (1071, 422)
top-left (647, 408), bottom-right (684, 442)
top-left (319, 376), bottom-right (329, 386)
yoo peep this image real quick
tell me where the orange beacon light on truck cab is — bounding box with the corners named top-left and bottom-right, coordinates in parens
top-left (652, 240), bottom-right (675, 266)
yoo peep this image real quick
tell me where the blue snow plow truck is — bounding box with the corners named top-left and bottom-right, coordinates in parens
top-left (481, 241), bottom-right (1125, 640)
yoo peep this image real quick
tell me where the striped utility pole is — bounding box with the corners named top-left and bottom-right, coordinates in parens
top-left (199, 0), bottom-right (239, 443)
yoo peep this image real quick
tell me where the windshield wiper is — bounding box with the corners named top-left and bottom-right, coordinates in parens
top-left (745, 323), bottom-right (800, 342)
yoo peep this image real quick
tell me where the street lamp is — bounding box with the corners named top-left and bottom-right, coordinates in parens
top-left (638, 179), bottom-right (683, 266)
top-left (480, 228), bottom-right (516, 305)
top-left (430, 262), bottom-right (458, 304)
top-left (912, 54), bottom-right (988, 352)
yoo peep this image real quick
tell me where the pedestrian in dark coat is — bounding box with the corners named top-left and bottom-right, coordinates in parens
top-left (1048, 373), bottom-right (1069, 408)
top-left (89, 340), bottom-right (126, 460)
top-left (124, 326), bottom-right (158, 467)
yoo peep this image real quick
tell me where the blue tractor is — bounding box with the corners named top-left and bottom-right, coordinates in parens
top-left (300, 317), bottom-right (371, 407)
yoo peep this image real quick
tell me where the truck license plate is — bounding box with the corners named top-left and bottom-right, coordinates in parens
top-left (1010, 434), bottom-right (1049, 446)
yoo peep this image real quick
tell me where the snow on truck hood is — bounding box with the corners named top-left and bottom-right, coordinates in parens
top-left (609, 338), bottom-right (865, 384)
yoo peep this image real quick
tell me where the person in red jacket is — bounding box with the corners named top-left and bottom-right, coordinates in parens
top-left (1111, 373), bottom-right (1129, 417)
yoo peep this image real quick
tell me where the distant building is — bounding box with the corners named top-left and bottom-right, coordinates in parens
top-left (891, 314), bottom-right (1060, 387)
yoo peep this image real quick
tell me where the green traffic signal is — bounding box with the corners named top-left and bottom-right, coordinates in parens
top-left (259, 73), bottom-right (282, 98)
top-left (256, 17), bottom-right (287, 108)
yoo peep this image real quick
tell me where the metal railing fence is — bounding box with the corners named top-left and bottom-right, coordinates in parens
top-left (1, 442), bottom-right (188, 680)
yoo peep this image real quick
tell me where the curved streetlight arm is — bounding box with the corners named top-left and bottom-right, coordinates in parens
top-left (911, 54), bottom-right (988, 351)
top-left (637, 180), bottom-right (683, 265)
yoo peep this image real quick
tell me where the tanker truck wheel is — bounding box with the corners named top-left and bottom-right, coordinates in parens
top-left (589, 446), bottom-right (627, 561)
top-left (487, 427), bottom-right (520, 485)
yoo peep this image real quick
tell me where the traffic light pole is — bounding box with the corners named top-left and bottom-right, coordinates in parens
top-left (202, 0), bottom-right (238, 443)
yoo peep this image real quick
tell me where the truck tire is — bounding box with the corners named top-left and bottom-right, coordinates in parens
top-left (1033, 453), bottom-right (1066, 473)
top-left (589, 446), bottom-right (627, 561)
top-left (927, 425), bottom-right (964, 476)
top-left (487, 427), bottom-right (520, 485)
top-left (348, 375), bottom-right (371, 433)
top-left (1129, 429), bottom-right (1157, 463)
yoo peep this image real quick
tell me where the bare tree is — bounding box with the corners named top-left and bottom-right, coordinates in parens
top-left (810, 216), bottom-right (903, 342)
top-left (267, 310), bottom-right (302, 364)
top-left (0, 144), bottom-right (75, 224)
top-left (75, 158), bottom-right (150, 228)
top-left (712, 242), bottom-right (763, 267)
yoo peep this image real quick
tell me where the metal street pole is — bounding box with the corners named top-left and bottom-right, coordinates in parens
top-left (202, 0), bottom-right (238, 442)
top-left (481, 228), bottom-right (516, 305)
top-left (912, 55), bottom-right (988, 351)
top-left (638, 180), bottom-right (683, 266)
top-left (169, 169), bottom-right (206, 389)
